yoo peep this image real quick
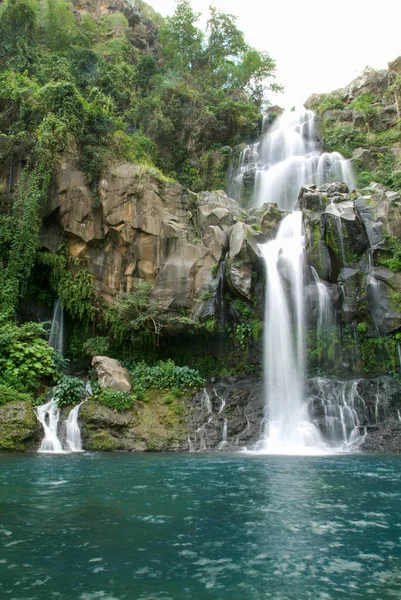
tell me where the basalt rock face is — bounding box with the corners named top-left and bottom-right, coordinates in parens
top-left (77, 373), bottom-right (401, 452)
top-left (301, 182), bottom-right (401, 334)
top-left (41, 155), bottom-right (280, 324)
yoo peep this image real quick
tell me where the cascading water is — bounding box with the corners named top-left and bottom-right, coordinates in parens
top-left (253, 110), bottom-right (354, 454)
top-left (232, 110), bottom-right (354, 210)
top-left (258, 212), bottom-right (324, 453)
top-left (35, 398), bottom-right (86, 453)
top-left (36, 399), bottom-right (64, 453)
top-left (64, 402), bottom-right (86, 452)
top-left (35, 381), bottom-right (91, 453)
top-left (49, 299), bottom-right (64, 355)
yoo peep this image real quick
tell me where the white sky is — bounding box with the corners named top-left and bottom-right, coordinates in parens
top-left (147, 0), bottom-right (401, 109)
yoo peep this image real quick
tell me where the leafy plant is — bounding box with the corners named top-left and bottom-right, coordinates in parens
top-left (128, 359), bottom-right (205, 397)
top-left (53, 375), bottom-right (85, 407)
top-left (97, 387), bottom-right (135, 412)
top-left (0, 384), bottom-right (33, 406)
top-left (0, 322), bottom-right (57, 392)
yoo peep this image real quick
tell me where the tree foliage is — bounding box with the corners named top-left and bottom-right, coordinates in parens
top-left (0, 0), bottom-right (279, 321)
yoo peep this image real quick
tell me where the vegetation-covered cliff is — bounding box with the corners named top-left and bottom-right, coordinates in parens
top-left (1, 0), bottom-right (401, 453)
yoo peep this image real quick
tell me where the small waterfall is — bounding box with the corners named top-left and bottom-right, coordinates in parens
top-left (49, 299), bottom-right (64, 355)
top-left (310, 267), bottom-right (332, 333)
top-left (214, 388), bottom-right (226, 413)
top-left (35, 382), bottom-right (89, 453)
top-left (325, 201), bottom-right (347, 263)
top-left (35, 399), bottom-right (64, 453)
top-left (229, 143), bottom-right (260, 203)
top-left (201, 388), bottom-right (212, 413)
top-left (64, 402), bottom-right (85, 452)
top-left (398, 343), bottom-right (401, 374)
top-left (308, 378), bottom-right (368, 449)
top-left (222, 418), bottom-right (228, 442)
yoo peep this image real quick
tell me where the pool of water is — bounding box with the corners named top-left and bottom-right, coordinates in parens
top-left (1, 452), bottom-right (401, 599)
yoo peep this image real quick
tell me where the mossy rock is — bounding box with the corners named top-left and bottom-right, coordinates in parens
top-left (0, 401), bottom-right (42, 451)
top-left (80, 392), bottom-right (190, 451)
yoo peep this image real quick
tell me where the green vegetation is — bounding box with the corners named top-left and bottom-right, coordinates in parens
top-left (0, 384), bottom-right (33, 406)
top-left (309, 93), bottom-right (345, 114)
top-left (0, 0), bottom-right (279, 323)
top-left (0, 321), bottom-right (57, 393)
top-left (97, 388), bottom-right (135, 412)
top-left (307, 325), bottom-right (401, 378)
top-left (129, 359), bottom-right (205, 394)
top-left (313, 83), bottom-right (401, 192)
top-left (320, 122), bottom-right (368, 158)
top-left (53, 375), bottom-right (85, 407)
top-left (377, 235), bottom-right (401, 272)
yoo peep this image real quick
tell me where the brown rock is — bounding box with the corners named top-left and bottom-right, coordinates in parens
top-left (92, 356), bottom-right (132, 393)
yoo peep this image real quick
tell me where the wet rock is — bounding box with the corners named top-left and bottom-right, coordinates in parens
top-left (355, 184), bottom-right (401, 243)
top-left (366, 268), bottom-right (401, 334)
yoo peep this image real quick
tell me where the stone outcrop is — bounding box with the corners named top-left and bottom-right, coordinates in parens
top-left (302, 182), bottom-right (401, 333)
top-left (92, 356), bottom-right (132, 393)
top-left (42, 156), bottom-right (275, 326)
top-left (79, 377), bottom-right (265, 452)
top-left (0, 401), bottom-right (42, 451)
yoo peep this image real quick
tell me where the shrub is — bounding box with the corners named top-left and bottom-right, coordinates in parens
top-left (83, 336), bottom-right (110, 357)
top-left (321, 122), bottom-right (368, 158)
top-left (0, 384), bottom-right (33, 406)
top-left (53, 375), bottom-right (85, 407)
top-left (128, 359), bottom-right (205, 395)
top-left (0, 322), bottom-right (57, 392)
top-left (98, 387), bottom-right (135, 411)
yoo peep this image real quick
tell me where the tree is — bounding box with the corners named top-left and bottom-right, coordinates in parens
top-left (159, 0), bottom-right (203, 73)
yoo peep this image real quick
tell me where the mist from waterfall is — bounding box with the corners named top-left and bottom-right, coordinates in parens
top-left (254, 110), bottom-right (354, 454)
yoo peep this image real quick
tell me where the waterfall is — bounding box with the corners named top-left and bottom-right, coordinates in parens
top-left (64, 402), bottom-right (86, 452)
top-left (35, 399), bottom-right (65, 453)
top-left (308, 379), bottom-right (370, 449)
top-left (233, 110), bottom-right (354, 211)
top-left (259, 212), bottom-right (325, 453)
top-left (201, 388), bottom-right (212, 413)
top-left (254, 110), bottom-right (353, 454)
top-left (310, 267), bottom-right (332, 334)
top-left (49, 299), bottom-right (64, 355)
top-left (35, 383), bottom-right (90, 453)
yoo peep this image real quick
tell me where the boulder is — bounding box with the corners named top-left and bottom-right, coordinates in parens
top-left (0, 401), bottom-right (42, 451)
top-left (92, 356), bottom-right (132, 393)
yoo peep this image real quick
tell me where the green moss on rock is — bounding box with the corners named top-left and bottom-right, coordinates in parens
top-left (0, 401), bottom-right (42, 451)
top-left (80, 392), bottom-right (189, 451)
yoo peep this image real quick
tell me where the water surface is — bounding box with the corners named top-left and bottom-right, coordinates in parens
top-left (1, 452), bottom-right (401, 599)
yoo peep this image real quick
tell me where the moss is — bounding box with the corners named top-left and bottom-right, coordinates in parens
top-left (85, 430), bottom-right (119, 451)
top-left (80, 391), bottom-right (189, 451)
top-left (0, 401), bottom-right (41, 451)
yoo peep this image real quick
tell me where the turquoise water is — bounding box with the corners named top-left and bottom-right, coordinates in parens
top-left (1, 453), bottom-right (401, 599)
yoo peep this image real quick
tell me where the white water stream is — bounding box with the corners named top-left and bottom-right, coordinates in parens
top-left (49, 299), bottom-right (64, 355)
top-left (35, 398), bottom-right (85, 453)
top-left (254, 110), bottom-right (355, 454)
